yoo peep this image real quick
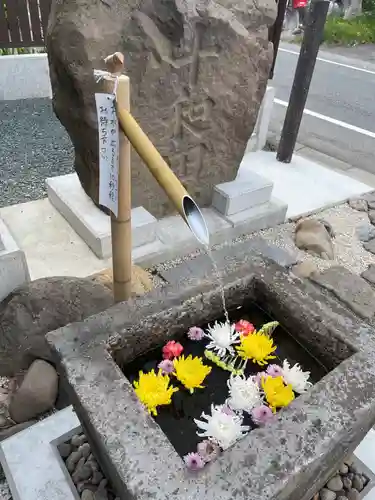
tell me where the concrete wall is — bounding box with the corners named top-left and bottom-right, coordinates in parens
top-left (0, 54), bottom-right (52, 100)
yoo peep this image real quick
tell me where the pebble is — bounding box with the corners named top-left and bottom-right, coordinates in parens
top-left (72, 462), bottom-right (92, 484)
top-left (347, 489), bottom-right (360, 500)
top-left (320, 488), bottom-right (337, 500)
top-left (349, 199), bottom-right (368, 212)
top-left (349, 463), bottom-right (360, 474)
top-left (342, 477), bottom-right (352, 489)
top-left (71, 434), bottom-right (87, 448)
top-left (66, 450), bottom-right (83, 473)
top-left (79, 443), bottom-right (91, 459)
top-left (356, 223), bottom-right (375, 242)
top-left (339, 464), bottom-right (349, 475)
top-left (92, 471), bottom-right (104, 485)
top-left (58, 443), bottom-right (72, 459)
top-left (327, 476), bottom-right (343, 492)
top-left (344, 456), bottom-right (354, 466)
top-left (81, 490), bottom-right (95, 500)
top-left (352, 476), bottom-right (364, 492)
top-left (336, 497), bottom-right (348, 500)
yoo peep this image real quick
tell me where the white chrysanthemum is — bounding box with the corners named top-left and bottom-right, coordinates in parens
top-left (194, 404), bottom-right (250, 450)
top-left (282, 359), bottom-right (313, 393)
top-left (205, 321), bottom-right (240, 358)
top-left (226, 374), bottom-right (263, 413)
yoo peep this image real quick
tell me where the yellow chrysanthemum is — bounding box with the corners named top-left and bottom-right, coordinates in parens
top-left (173, 355), bottom-right (212, 393)
top-left (262, 375), bottom-right (295, 413)
top-left (133, 369), bottom-right (178, 416)
top-left (236, 331), bottom-right (277, 366)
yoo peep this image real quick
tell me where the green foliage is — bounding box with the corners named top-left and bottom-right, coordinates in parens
top-left (323, 14), bottom-right (375, 45)
top-left (363, 0), bottom-right (375, 14)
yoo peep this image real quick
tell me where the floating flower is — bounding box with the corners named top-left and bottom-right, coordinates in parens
top-left (187, 326), bottom-right (204, 341)
top-left (281, 360), bottom-right (313, 393)
top-left (205, 321), bottom-right (240, 358)
top-left (258, 321), bottom-right (279, 337)
top-left (173, 355), bottom-right (211, 393)
top-left (194, 404), bottom-right (250, 450)
top-left (266, 364), bottom-right (283, 378)
top-left (204, 350), bottom-right (244, 376)
top-left (157, 359), bottom-right (175, 374)
top-left (262, 375), bottom-right (295, 413)
top-left (236, 332), bottom-right (277, 366)
top-left (234, 320), bottom-right (255, 337)
top-left (183, 452), bottom-right (205, 471)
top-left (251, 405), bottom-right (275, 426)
top-left (227, 374), bottom-right (263, 413)
top-left (162, 340), bottom-right (184, 360)
top-left (133, 370), bottom-right (178, 416)
top-left (197, 440), bottom-right (221, 463)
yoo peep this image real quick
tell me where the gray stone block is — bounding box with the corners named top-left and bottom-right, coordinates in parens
top-left (47, 173), bottom-right (158, 259)
top-left (311, 266), bottom-right (375, 321)
top-left (0, 406), bottom-right (81, 500)
top-left (212, 173), bottom-right (273, 216)
top-left (0, 218), bottom-right (30, 302)
top-left (46, 257), bottom-right (375, 500)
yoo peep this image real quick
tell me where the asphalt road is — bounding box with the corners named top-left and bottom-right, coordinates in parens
top-left (271, 42), bottom-right (375, 173)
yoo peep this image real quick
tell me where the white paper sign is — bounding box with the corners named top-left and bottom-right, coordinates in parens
top-left (95, 93), bottom-right (119, 217)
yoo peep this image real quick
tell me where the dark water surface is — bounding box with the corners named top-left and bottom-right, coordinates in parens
top-left (123, 301), bottom-right (328, 457)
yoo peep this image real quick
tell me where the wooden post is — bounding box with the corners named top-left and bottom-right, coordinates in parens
top-left (102, 54), bottom-right (132, 303)
top-left (276, 0), bottom-right (329, 163)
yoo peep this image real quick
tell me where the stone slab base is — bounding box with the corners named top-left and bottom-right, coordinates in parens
top-left (0, 406), bottom-right (81, 500)
top-left (237, 150), bottom-right (373, 219)
top-left (0, 217), bottom-right (30, 302)
top-left (47, 174), bottom-right (158, 259)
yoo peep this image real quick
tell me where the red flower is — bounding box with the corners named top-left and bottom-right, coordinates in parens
top-left (162, 341), bottom-right (184, 360)
top-left (234, 320), bottom-right (255, 337)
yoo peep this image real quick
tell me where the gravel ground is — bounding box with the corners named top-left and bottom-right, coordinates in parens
top-left (0, 99), bottom-right (73, 208)
top-left (154, 204), bottom-right (375, 276)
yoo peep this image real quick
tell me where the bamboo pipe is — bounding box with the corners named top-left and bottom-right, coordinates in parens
top-left (99, 69), bottom-right (132, 303)
top-left (116, 106), bottom-right (210, 246)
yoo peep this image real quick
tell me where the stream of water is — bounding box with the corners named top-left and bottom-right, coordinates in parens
top-left (204, 245), bottom-right (230, 324)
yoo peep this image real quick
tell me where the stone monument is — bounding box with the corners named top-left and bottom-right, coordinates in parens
top-left (47, 0), bottom-right (276, 218)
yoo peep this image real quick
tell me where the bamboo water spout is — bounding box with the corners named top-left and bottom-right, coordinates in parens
top-left (116, 105), bottom-right (210, 246)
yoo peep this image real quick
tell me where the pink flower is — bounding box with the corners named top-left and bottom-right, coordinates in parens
top-left (184, 452), bottom-right (205, 471)
top-left (187, 326), bottom-right (204, 341)
top-left (162, 341), bottom-right (184, 360)
top-left (197, 440), bottom-right (221, 463)
top-left (255, 371), bottom-right (268, 386)
top-left (235, 320), bottom-right (255, 337)
top-left (266, 364), bottom-right (283, 377)
top-left (157, 359), bottom-right (175, 374)
top-left (251, 405), bottom-right (274, 426)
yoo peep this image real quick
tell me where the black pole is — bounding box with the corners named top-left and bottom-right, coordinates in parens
top-left (269, 0), bottom-right (289, 80)
top-left (276, 0), bottom-right (329, 163)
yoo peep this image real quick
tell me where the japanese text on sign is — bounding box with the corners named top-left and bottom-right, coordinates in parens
top-left (95, 93), bottom-right (119, 217)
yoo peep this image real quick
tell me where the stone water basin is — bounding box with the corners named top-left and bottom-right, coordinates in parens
top-left (47, 255), bottom-right (375, 500)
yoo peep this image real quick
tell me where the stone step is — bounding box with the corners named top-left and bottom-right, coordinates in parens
top-left (46, 173), bottom-right (158, 259)
top-left (0, 217), bottom-right (30, 302)
top-left (212, 172), bottom-right (273, 216)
